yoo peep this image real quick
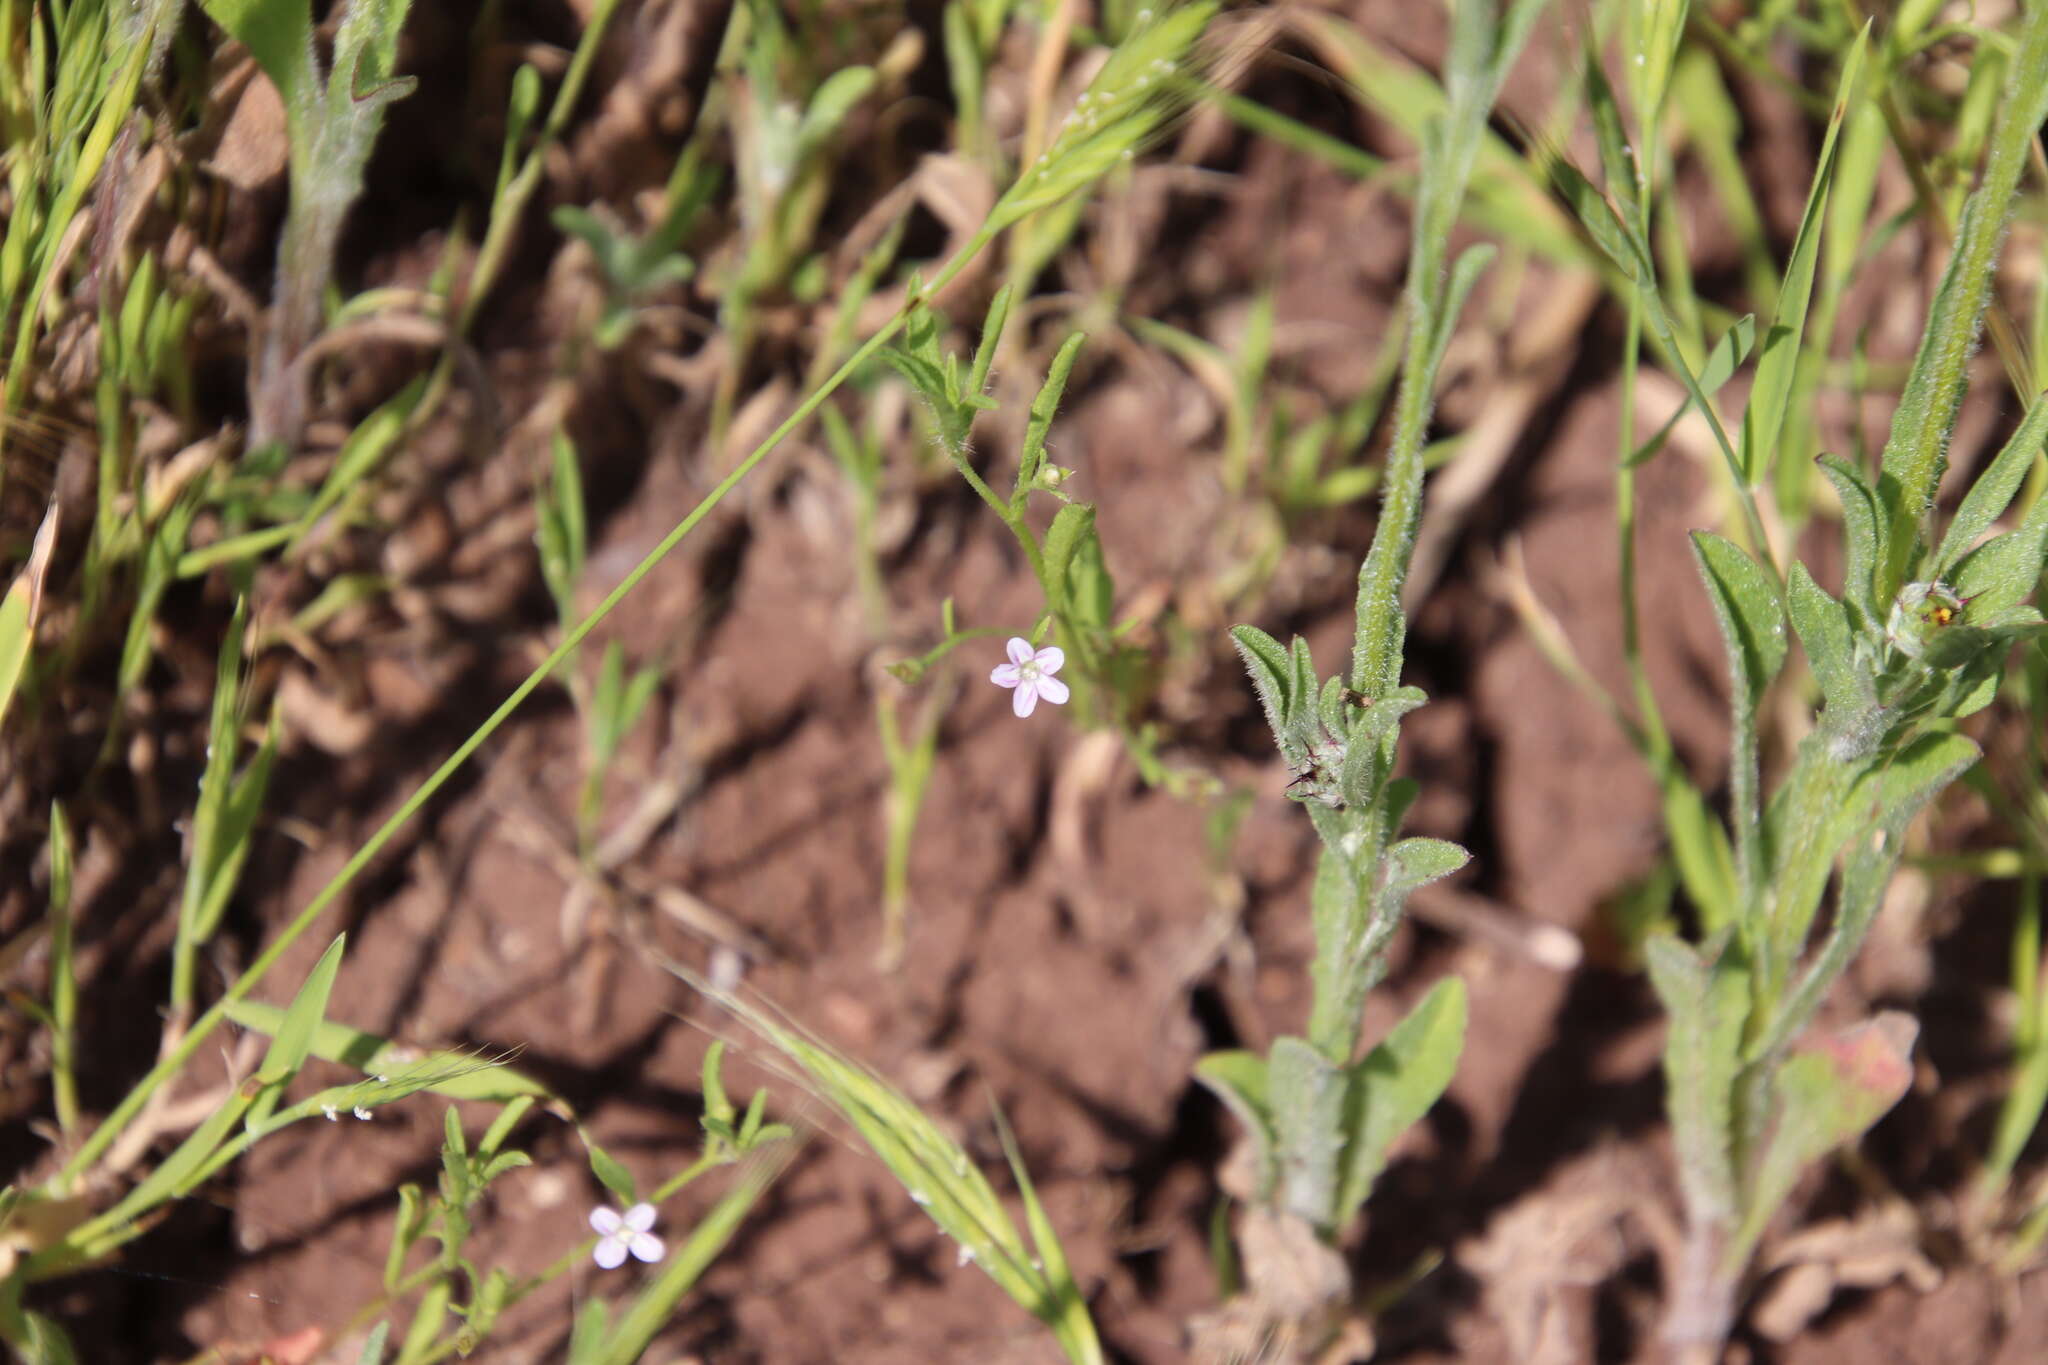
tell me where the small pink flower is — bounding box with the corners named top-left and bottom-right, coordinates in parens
top-left (589, 1202), bottom-right (665, 1269)
top-left (990, 638), bottom-right (1068, 717)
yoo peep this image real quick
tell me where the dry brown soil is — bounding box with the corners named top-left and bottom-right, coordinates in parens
top-left (9, 3), bottom-right (2048, 1363)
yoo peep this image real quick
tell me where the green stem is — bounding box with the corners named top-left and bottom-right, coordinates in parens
top-left (951, 447), bottom-right (1026, 548)
top-left (1879, 0), bottom-right (2048, 591)
top-left (1617, 298), bottom-right (1674, 768)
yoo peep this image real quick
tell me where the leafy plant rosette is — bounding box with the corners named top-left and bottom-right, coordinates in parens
top-left (1187, 0), bottom-right (1542, 1339)
top-left (1651, 403), bottom-right (2048, 1345)
top-left (1592, 9), bottom-right (2048, 1353)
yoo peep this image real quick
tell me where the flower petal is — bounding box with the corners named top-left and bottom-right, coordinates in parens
top-left (589, 1207), bottom-right (623, 1236)
top-left (1012, 680), bottom-right (1039, 718)
top-left (1031, 646), bottom-right (1065, 676)
top-left (594, 1236), bottom-right (629, 1270)
top-left (629, 1231), bottom-right (667, 1264)
top-left (1034, 675), bottom-right (1069, 706)
top-left (1006, 637), bottom-right (1036, 665)
top-left (623, 1203), bottom-right (657, 1232)
top-left (990, 663), bottom-right (1022, 687)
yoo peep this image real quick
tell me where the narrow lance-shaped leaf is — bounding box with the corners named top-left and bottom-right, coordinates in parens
top-left (1267, 1035), bottom-right (1348, 1228)
top-left (394, 1280), bottom-right (449, 1365)
top-left (1984, 879), bottom-right (2048, 1190)
top-left (1646, 934), bottom-right (1746, 1224)
top-left (494, 64), bottom-right (543, 203)
top-left (0, 504), bottom-right (56, 730)
top-left (1065, 530), bottom-right (1115, 630)
top-left (543, 430), bottom-right (589, 604)
top-left (1733, 1013), bottom-right (1918, 1264)
top-left (10, 1310), bottom-right (82, 1365)
top-left (1345, 0), bottom-right (1536, 703)
top-left (1351, 243), bottom-right (1496, 697)
top-left (1816, 455), bottom-right (1886, 618)
top-left (1288, 638), bottom-right (1319, 739)
top-left (193, 705), bottom-right (280, 945)
top-left (564, 1297), bottom-right (607, 1365)
top-left (1384, 836), bottom-right (1469, 897)
top-left (991, 1100), bottom-right (1100, 1365)
top-left (482, 1096), bottom-right (536, 1158)
top-left (1551, 157), bottom-right (1765, 547)
top-left (1305, 841), bottom-right (1373, 1058)
top-left (1691, 532), bottom-right (1786, 895)
top-left (1952, 471), bottom-right (2048, 616)
top-left (1043, 503), bottom-right (1096, 617)
top-left (595, 1150), bottom-right (790, 1365)
top-left (968, 284), bottom-right (1011, 408)
top-left (1581, 24), bottom-right (1641, 221)
top-left (196, 0), bottom-right (317, 106)
top-left (1878, 1), bottom-right (2048, 596)
top-left (796, 66), bottom-right (877, 159)
top-left (1626, 0), bottom-right (1690, 132)
top-left (1935, 389), bottom-right (2048, 573)
top-left (988, 3), bottom-right (1217, 228)
top-left (223, 999), bottom-right (553, 1103)
top-left (1740, 28), bottom-right (1867, 483)
top-left (1333, 976), bottom-right (1465, 1224)
top-left (384, 1183), bottom-right (426, 1290)
top-left (1763, 751), bottom-right (1872, 983)
top-left (83, 1083), bottom-right (258, 1243)
top-left (676, 963), bottom-right (1103, 1358)
top-left (1786, 563), bottom-right (1869, 730)
top-left (181, 600), bottom-right (251, 958)
top-left (584, 1132), bottom-right (639, 1205)
top-left (1691, 533), bottom-right (1788, 707)
top-left (246, 933), bottom-right (348, 1133)
top-left (1549, 155), bottom-right (1651, 284)
top-left (1016, 334), bottom-right (1084, 502)
top-left (1225, 627), bottom-right (1287, 699)
top-left (1748, 732), bottom-right (1978, 1065)
top-left (48, 802), bottom-right (79, 1134)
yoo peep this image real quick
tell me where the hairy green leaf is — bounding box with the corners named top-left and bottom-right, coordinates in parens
top-left (1786, 563), bottom-right (1868, 721)
top-left (1816, 455), bottom-right (1886, 616)
top-left (1936, 391), bottom-right (2048, 574)
top-left (1692, 532), bottom-right (1786, 894)
top-left (1268, 1035), bottom-right (1348, 1227)
top-left (584, 1132), bottom-right (638, 1205)
top-left (1646, 934), bottom-right (1747, 1222)
top-left (1736, 1013), bottom-right (1917, 1261)
top-left (1333, 976), bottom-right (1465, 1224)
top-left (1878, 1), bottom-right (2048, 595)
top-left (1383, 837), bottom-right (1470, 896)
top-left (198, 0), bottom-right (316, 106)
top-left (1044, 503), bottom-right (1096, 615)
top-left (1692, 533), bottom-right (1787, 711)
top-left (1019, 333), bottom-right (1085, 493)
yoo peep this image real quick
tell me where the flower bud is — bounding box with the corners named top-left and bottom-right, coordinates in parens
top-left (1886, 580), bottom-right (1963, 660)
